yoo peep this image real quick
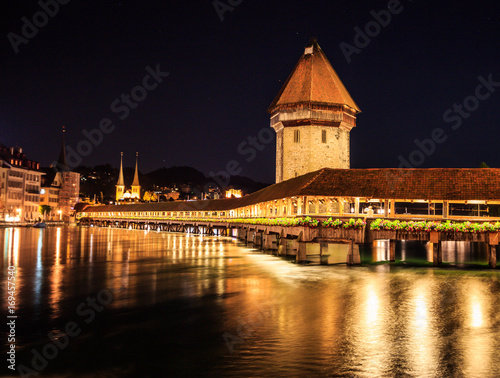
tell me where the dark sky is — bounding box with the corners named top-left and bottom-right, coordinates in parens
top-left (1, 0), bottom-right (499, 183)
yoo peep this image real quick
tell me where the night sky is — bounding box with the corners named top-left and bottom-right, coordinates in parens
top-left (1, 0), bottom-right (499, 183)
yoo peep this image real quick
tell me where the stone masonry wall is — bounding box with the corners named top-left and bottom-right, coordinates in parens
top-left (281, 126), bottom-right (349, 181)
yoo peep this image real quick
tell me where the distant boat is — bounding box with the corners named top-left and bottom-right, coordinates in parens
top-left (34, 222), bottom-right (46, 228)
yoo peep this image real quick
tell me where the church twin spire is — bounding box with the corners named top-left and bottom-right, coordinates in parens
top-left (117, 152), bottom-right (125, 187)
top-left (116, 152), bottom-right (140, 201)
top-left (132, 152), bottom-right (140, 188)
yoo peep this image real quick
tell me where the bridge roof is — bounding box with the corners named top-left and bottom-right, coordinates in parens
top-left (80, 197), bottom-right (241, 214)
top-left (296, 168), bottom-right (500, 201)
top-left (82, 168), bottom-right (500, 214)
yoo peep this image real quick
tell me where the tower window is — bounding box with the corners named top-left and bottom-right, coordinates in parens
top-left (322, 130), bottom-right (327, 143)
top-left (294, 130), bottom-right (300, 143)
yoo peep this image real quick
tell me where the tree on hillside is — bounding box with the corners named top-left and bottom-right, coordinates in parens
top-left (143, 191), bottom-right (158, 202)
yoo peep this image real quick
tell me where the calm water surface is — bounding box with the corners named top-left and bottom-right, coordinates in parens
top-left (2, 226), bottom-right (500, 377)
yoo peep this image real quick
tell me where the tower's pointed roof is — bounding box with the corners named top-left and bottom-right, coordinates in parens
top-left (132, 152), bottom-right (140, 187)
top-left (57, 126), bottom-right (69, 172)
top-left (268, 39), bottom-right (360, 113)
top-left (117, 152), bottom-right (125, 186)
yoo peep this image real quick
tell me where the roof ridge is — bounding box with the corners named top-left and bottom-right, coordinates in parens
top-left (299, 168), bottom-right (326, 191)
top-left (320, 48), bottom-right (361, 112)
top-left (268, 40), bottom-right (360, 113)
top-left (308, 44), bottom-right (314, 104)
top-left (267, 53), bottom-right (305, 113)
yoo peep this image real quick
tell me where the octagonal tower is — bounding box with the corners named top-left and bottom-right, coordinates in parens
top-left (268, 39), bottom-right (361, 183)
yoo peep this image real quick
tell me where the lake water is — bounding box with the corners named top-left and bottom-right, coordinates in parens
top-left (2, 226), bottom-right (500, 377)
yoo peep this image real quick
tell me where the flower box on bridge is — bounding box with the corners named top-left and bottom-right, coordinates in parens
top-left (321, 227), bottom-right (365, 244)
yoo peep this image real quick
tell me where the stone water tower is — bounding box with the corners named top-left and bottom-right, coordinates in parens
top-left (268, 39), bottom-right (361, 183)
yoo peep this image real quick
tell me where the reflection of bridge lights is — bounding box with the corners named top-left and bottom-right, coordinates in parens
top-left (12, 228), bottom-right (20, 266)
top-left (471, 302), bottom-right (483, 328)
top-left (414, 294), bottom-right (428, 327)
top-left (364, 285), bottom-right (380, 327)
top-left (468, 288), bottom-right (485, 329)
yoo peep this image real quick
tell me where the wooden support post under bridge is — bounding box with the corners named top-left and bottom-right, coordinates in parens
top-left (296, 232), bottom-right (307, 263)
top-left (263, 232), bottom-right (278, 251)
top-left (489, 232), bottom-right (498, 268)
top-left (347, 241), bottom-right (361, 265)
top-left (319, 241), bottom-right (329, 265)
top-left (389, 240), bottom-right (396, 262)
top-left (489, 246), bottom-right (497, 269)
top-left (246, 229), bottom-right (254, 245)
top-left (254, 231), bottom-right (262, 248)
top-left (432, 242), bottom-right (442, 267)
top-left (279, 230), bottom-right (286, 256)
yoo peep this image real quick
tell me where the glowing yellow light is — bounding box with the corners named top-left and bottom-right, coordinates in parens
top-left (225, 189), bottom-right (242, 198)
top-left (470, 296), bottom-right (484, 328)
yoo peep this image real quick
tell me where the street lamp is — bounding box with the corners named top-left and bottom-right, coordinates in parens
top-left (58, 209), bottom-right (62, 221)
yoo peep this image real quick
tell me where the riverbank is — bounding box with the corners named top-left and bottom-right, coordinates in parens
top-left (0, 220), bottom-right (66, 228)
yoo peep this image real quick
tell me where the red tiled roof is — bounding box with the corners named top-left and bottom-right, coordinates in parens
top-left (268, 40), bottom-right (361, 113)
top-left (297, 168), bottom-right (500, 201)
top-left (83, 168), bottom-right (500, 214)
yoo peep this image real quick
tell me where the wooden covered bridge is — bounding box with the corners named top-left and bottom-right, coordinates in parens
top-left (78, 168), bottom-right (500, 267)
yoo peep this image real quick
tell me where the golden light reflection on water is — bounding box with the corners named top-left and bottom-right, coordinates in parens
top-left (373, 240), bottom-right (389, 261)
top-left (470, 297), bottom-right (484, 329)
top-left (34, 229), bottom-right (43, 305)
top-left (3, 228), bottom-right (20, 305)
top-left (346, 277), bottom-right (392, 376)
top-left (459, 280), bottom-right (495, 377)
top-left (406, 279), bottom-right (440, 377)
top-left (3, 227), bottom-right (500, 376)
top-left (49, 228), bottom-right (64, 318)
top-left (4, 228), bottom-right (21, 267)
top-left (13, 228), bottom-right (20, 266)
